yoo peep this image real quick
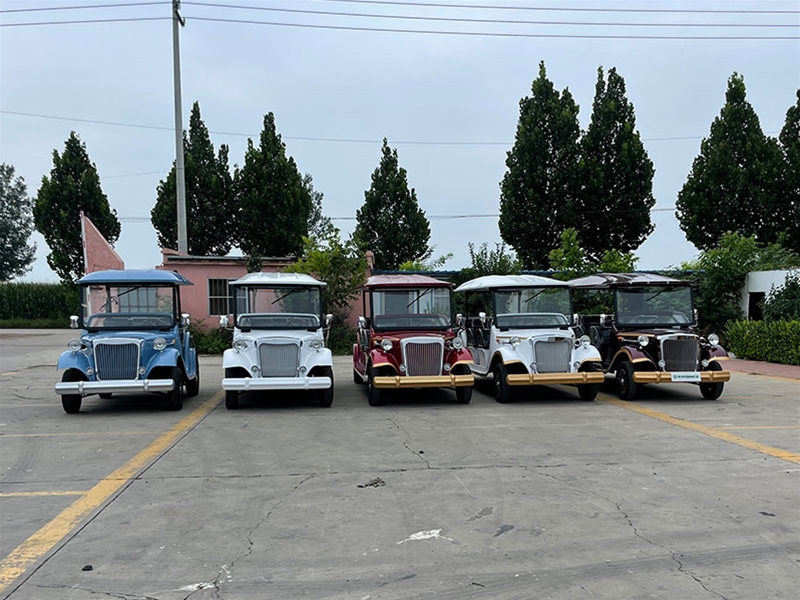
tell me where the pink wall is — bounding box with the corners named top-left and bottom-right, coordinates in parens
top-left (82, 213), bottom-right (124, 273)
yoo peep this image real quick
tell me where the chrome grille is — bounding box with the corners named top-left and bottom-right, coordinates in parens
top-left (94, 340), bottom-right (140, 380)
top-left (532, 338), bottom-right (572, 373)
top-left (258, 341), bottom-right (300, 377)
top-left (402, 338), bottom-right (444, 376)
top-left (661, 336), bottom-right (699, 371)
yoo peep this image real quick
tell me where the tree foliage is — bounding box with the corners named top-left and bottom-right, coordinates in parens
top-left (548, 228), bottom-right (638, 281)
top-left (33, 132), bottom-right (120, 283)
top-left (761, 271), bottom-right (800, 323)
top-left (578, 67), bottom-right (655, 262)
top-left (354, 139), bottom-right (431, 270)
top-left (0, 163), bottom-right (37, 281)
top-left (499, 62), bottom-right (582, 269)
top-left (778, 90), bottom-right (800, 255)
top-left (453, 242), bottom-right (522, 315)
top-left (151, 102), bottom-right (235, 256)
top-left (304, 173), bottom-right (333, 240)
top-left (676, 73), bottom-right (786, 252)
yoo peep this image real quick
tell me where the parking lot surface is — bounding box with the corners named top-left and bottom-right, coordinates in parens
top-left (1, 330), bottom-right (798, 599)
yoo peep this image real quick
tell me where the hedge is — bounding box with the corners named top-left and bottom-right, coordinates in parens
top-left (724, 320), bottom-right (800, 366)
top-left (0, 283), bottom-right (78, 322)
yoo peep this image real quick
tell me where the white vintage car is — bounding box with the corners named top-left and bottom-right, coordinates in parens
top-left (454, 275), bottom-right (604, 402)
top-left (220, 273), bottom-right (334, 409)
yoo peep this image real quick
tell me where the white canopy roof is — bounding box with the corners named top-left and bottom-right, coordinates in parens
top-left (454, 274), bottom-right (567, 293)
top-left (229, 272), bottom-right (326, 287)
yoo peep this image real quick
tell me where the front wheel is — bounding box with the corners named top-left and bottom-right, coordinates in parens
top-left (61, 370), bottom-right (83, 414)
top-left (578, 362), bottom-right (600, 401)
top-left (616, 361), bottom-right (636, 400)
top-left (224, 368), bottom-right (240, 409)
top-left (700, 361), bottom-right (725, 400)
top-left (455, 386), bottom-right (473, 404)
top-left (317, 366), bottom-right (334, 408)
top-left (367, 366), bottom-right (383, 406)
top-left (166, 367), bottom-right (184, 411)
top-left (186, 354), bottom-right (200, 398)
top-left (493, 363), bottom-right (512, 404)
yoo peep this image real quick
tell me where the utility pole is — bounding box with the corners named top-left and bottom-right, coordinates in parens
top-left (172, 0), bottom-right (188, 254)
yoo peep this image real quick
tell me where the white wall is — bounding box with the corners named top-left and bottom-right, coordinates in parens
top-left (740, 269), bottom-right (799, 318)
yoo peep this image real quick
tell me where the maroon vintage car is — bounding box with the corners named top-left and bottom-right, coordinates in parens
top-left (567, 273), bottom-right (732, 400)
top-left (353, 274), bottom-right (475, 406)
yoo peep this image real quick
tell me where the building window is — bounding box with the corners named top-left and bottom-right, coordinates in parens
top-left (208, 279), bottom-right (233, 316)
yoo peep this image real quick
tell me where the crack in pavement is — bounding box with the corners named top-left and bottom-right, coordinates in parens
top-left (386, 417), bottom-right (431, 468)
top-left (37, 584), bottom-right (160, 600)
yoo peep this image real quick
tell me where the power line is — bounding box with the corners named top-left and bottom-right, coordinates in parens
top-left (6, 109), bottom-right (772, 146)
top-left (0, 16), bottom-right (168, 27)
top-left (316, 0), bottom-right (800, 15)
top-left (0, 2), bottom-right (167, 13)
top-left (182, 1), bottom-right (798, 28)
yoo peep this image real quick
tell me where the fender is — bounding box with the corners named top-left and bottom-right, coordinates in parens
top-left (572, 343), bottom-right (602, 363)
top-left (609, 347), bottom-right (652, 371)
top-left (707, 346), bottom-right (730, 360)
top-left (303, 347), bottom-right (333, 370)
top-left (494, 345), bottom-right (523, 366)
top-left (56, 350), bottom-right (92, 374)
top-left (222, 347), bottom-right (251, 371)
top-left (370, 348), bottom-right (399, 372)
top-left (144, 347), bottom-right (182, 376)
top-left (445, 346), bottom-right (473, 366)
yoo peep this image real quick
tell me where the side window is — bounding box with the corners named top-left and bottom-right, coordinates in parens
top-left (208, 279), bottom-right (234, 316)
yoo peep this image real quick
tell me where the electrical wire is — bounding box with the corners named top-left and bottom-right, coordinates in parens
top-left (0, 1), bottom-right (167, 13)
top-left (0, 17), bottom-right (169, 27)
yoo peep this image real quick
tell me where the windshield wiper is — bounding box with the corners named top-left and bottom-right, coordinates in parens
top-left (645, 287), bottom-right (670, 302)
top-left (524, 289), bottom-right (547, 303)
top-left (407, 288), bottom-right (434, 308)
top-left (272, 288), bottom-right (301, 305)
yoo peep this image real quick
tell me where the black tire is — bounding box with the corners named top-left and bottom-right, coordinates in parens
top-left (225, 390), bottom-right (239, 410)
top-left (578, 362), bottom-right (600, 402)
top-left (186, 354), bottom-right (200, 397)
top-left (616, 361), bottom-right (637, 400)
top-left (353, 369), bottom-right (365, 385)
top-left (493, 363), bottom-right (512, 404)
top-left (166, 366), bottom-right (184, 411)
top-left (317, 366), bottom-right (334, 408)
top-left (99, 393), bottom-right (112, 399)
top-left (367, 365), bottom-right (383, 406)
top-left (455, 385), bottom-right (473, 404)
top-left (700, 360), bottom-right (725, 400)
top-left (61, 370), bottom-right (83, 414)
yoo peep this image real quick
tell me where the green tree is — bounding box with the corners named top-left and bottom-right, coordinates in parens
top-left (761, 271), bottom-right (800, 323)
top-left (304, 173), bottom-right (333, 239)
top-left (778, 90), bottom-right (800, 255)
top-left (548, 228), bottom-right (639, 281)
top-left (676, 73), bottom-right (786, 251)
top-left (0, 163), bottom-right (37, 281)
top-left (452, 242), bottom-right (522, 315)
top-left (398, 248), bottom-right (453, 271)
top-left (33, 132), bottom-right (120, 283)
top-left (499, 62), bottom-right (582, 269)
top-left (578, 66), bottom-right (655, 262)
top-left (354, 139), bottom-right (431, 270)
top-left (236, 113), bottom-right (312, 268)
top-left (151, 102), bottom-right (235, 256)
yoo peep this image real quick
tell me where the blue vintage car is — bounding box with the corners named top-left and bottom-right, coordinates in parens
top-left (54, 269), bottom-right (200, 413)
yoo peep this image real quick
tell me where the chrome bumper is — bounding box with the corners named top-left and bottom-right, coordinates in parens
top-left (506, 372), bottom-right (606, 386)
top-left (55, 379), bottom-right (175, 396)
top-left (222, 377), bottom-right (331, 391)
top-left (632, 370), bottom-right (732, 384)
top-left (373, 374), bottom-right (474, 389)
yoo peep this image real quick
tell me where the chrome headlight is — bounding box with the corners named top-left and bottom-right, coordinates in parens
top-left (381, 339), bottom-right (393, 352)
top-left (233, 339), bottom-right (247, 351)
top-left (637, 335), bottom-right (649, 347)
top-left (67, 339), bottom-right (82, 353)
top-left (707, 333), bottom-right (719, 346)
top-left (153, 337), bottom-right (167, 351)
top-left (452, 336), bottom-right (463, 349)
top-left (579, 335), bottom-right (591, 348)
top-left (509, 336), bottom-right (520, 347)
top-left (309, 338), bottom-right (323, 350)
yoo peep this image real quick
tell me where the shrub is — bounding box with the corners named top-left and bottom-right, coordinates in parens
top-left (0, 282), bottom-right (78, 321)
top-left (190, 325), bottom-right (232, 355)
top-left (724, 320), bottom-right (800, 365)
top-left (761, 272), bottom-right (800, 323)
top-left (327, 322), bottom-right (356, 356)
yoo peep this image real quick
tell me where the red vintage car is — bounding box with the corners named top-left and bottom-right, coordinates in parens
top-left (353, 274), bottom-right (475, 406)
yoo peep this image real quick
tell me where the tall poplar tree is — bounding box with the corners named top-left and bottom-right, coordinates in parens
top-left (0, 163), bottom-right (37, 281)
top-left (235, 112), bottom-right (312, 267)
top-left (778, 90), bottom-right (800, 254)
top-left (578, 66), bottom-right (655, 262)
top-left (33, 132), bottom-right (120, 283)
top-left (151, 102), bottom-right (235, 256)
top-left (676, 73), bottom-right (785, 251)
top-left (354, 139), bottom-right (431, 270)
top-left (499, 62), bottom-right (582, 269)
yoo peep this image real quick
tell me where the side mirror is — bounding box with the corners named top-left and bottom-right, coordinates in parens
top-left (181, 313), bottom-right (191, 328)
top-left (69, 315), bottom-right (79, 329)
top-left (219, 315), bottom-right (229, 328)
top-left (479, 311), bottom-right (486, 326)
top-left (358, 316), bottom-right (367, 329)
top-left (455, 313), bottom-right (464, 328)
top-left (325, 313), bottom-right (333, 327)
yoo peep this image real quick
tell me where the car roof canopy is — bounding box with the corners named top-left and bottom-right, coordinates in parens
top-left (229, 272), bottom-right (326, 288)
top-left (363, 274), bottom-right (452, 289)
top-left (78, 269), bottom-right (193, 286)
top-left (567, 272), bottom-right (690, 289)
top-left (455, 274), bottom-right (567, 293)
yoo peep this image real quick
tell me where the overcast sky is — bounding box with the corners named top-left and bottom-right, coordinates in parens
top-left (1, 0), bottom-right (798, 282)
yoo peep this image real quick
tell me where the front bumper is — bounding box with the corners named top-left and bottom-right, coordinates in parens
top-left (373, 374), bottom-right (474, 389)
top-left (506, 372), bottom-right (606, 386)
top-left (632, 370), bottom-right (732, 384)
top-left (222, 376), bottom-right (332, 392)
top-left (55, 379), bottom-right (175, 396)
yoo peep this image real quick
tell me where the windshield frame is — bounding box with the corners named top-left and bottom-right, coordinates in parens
top-left (491, 287), bottom-right (574, 330)
top-left (613, 285), bottom-right (696, 328)
top-left (368, 286), bottom-right (453, 331)
top-left (232, 285), bottom-right (324, 331)
top-left (81, 283), bottom-right (180, 331)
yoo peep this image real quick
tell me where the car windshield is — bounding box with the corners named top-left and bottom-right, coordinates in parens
top-left (234, 286), bottom-right (321, 329)
top-left (83, 284), bottom-right (176, 329)
top-left (615, 286), bottom-right (694, 326)
top-left (493, 288), bottom-right (572, 329)
top-left (371, 287), bottom-right (452, 330)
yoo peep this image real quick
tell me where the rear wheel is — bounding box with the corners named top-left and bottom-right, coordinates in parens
top-left (578, 362), bottom-right (600, 401)
top-left (317, 366), bottom-right (334, 408)
top-left (616, 361), bottom-right (636, 400)
top-left (166, 367), bottom-right (184, 411)
top-left (493, 363), bottom-right (512, 404)
top-left (367, 365), bottom-right (383, 406)
top-left (61, 370), bottom-right (83, 414)
top-left (700, 360), bottom-right (725, 400)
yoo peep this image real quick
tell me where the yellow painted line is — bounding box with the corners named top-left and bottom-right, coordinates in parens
top-left (717, 425), bottom-right (800, 430)
top-left (1, 432), bottom-right (160, 438)
top-left (600, 396), bottom-right (800, 464)
top-left (0, 491), bottom-right (87, 498)
top-left (0, 392), bottom-right (222, 594)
